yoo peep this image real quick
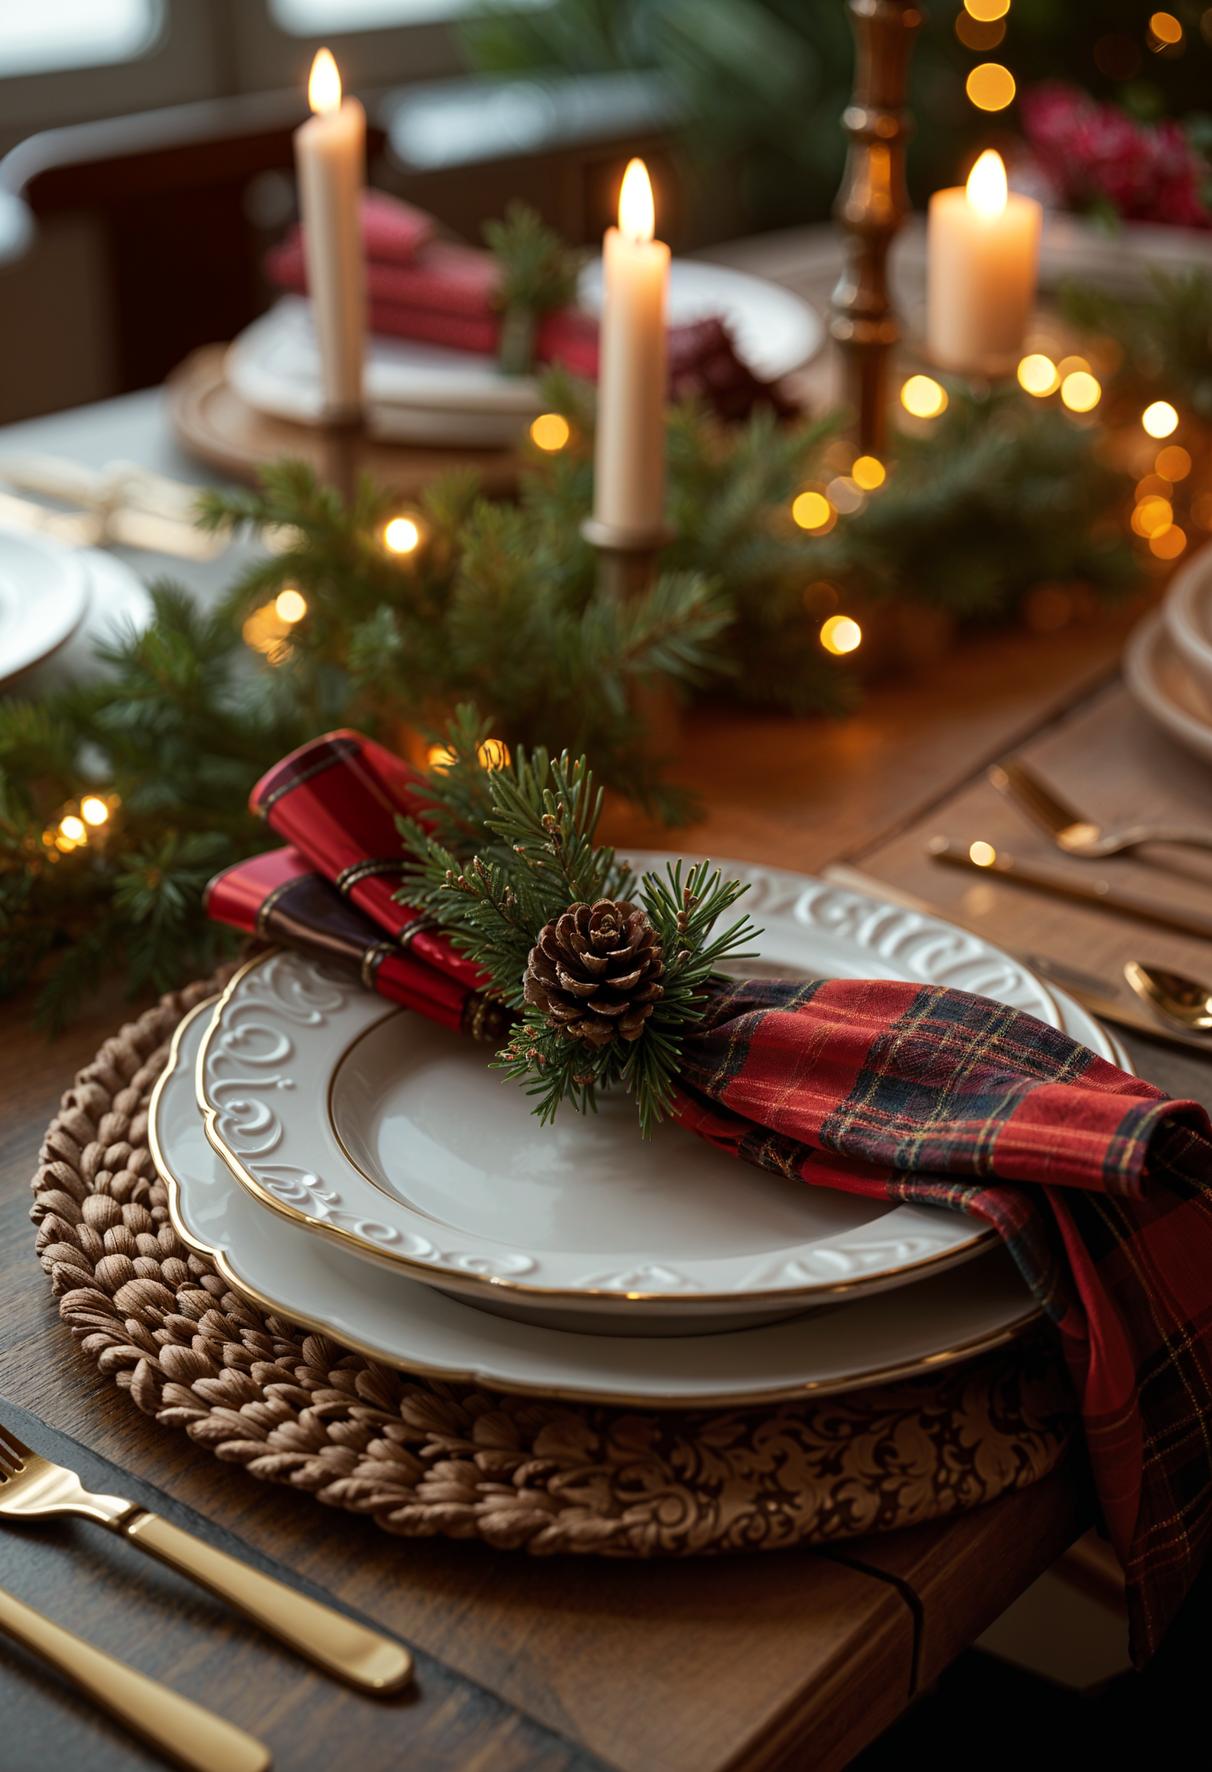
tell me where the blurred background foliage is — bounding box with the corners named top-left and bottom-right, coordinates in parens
top-left (463, 0), bottom-right (1212, 236)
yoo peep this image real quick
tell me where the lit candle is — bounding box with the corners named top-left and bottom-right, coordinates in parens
top-left (294, 48), bottom-right (366, 417)
top-left (927, 149), bottom-right (1041, 377)
top-left (593, 158), bottom-right (670, 540)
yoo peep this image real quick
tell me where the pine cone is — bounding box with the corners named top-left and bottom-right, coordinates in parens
top-left (523, 899), bottom-right (664, 1048)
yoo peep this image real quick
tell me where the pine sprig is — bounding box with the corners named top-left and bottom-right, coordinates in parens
top-left (398, 709), bottom-right (758, 1133)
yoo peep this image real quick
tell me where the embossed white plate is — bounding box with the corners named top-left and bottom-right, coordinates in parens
top-left (196, 860), bottom-right (1085, 1332)
top-left (0, 528), bottom-right (90, 686)
top-left (161, 1003), bottom-right (1041, 1406)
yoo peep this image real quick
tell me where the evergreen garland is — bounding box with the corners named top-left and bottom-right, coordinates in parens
top-left (0, 291), bottom-right (1147, 1027)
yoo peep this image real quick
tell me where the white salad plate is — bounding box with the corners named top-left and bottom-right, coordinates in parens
top-left (157, 1001), bottom-right (1042, 1408)
top-left (1125, 610), bottom-right (1212, 769)
top-left (228, 262), bottom-right (822, 446)
top-left (0, 528), bottom-right (91, 685)
top-left (195, 859), bottom-right (1116, 1335)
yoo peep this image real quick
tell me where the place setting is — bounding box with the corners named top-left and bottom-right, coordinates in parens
top-left (6, 7), bottom-right (1212, 1770)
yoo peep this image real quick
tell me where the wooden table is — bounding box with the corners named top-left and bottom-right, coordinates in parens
top-left (0, 319), bottom-right (1204, 1771)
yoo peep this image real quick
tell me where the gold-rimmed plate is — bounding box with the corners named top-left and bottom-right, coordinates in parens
top-left (160, 1000), bottom-right (1042, 1407)
top-left (193, 858), bottom-right (1088, 1334)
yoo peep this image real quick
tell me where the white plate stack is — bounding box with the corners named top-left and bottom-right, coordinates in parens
top-left (151, 858), bottom-right (1129, 1411)
top-left (1126, 543), bottom-right (1212, 764)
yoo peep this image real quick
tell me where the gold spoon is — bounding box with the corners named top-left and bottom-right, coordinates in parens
top-left (1123, 961), bottom-right (1212, 1032)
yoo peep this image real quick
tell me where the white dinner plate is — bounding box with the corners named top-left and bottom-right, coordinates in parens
top-left (0, 528), bottom-right (91, 685)
top-left (1162, 542), bottom-right (1212, 704)
top-left (228, 262), bottom-right (823, 445)
top-left (196, 862), bottom-right (1075, 1333)
top-left (1125, 609), bottom-right (1212, 768)
top-left (157, 1000), bottom-right (1042, 1408)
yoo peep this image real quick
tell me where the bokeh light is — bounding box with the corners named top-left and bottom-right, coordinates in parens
top-left (965, 63), bottom-right (1016, 110)
top-left (901, 375), bottom-right (948, 419)
top-left (964, 0), bottom-right (1009, 19)
top-left (1017, 353), bottom-right (1059, 396)
top-left (529, 412), bottom-right (571, 452)
top-left (80, 796), bottom-right (110, 827)
top-left (1141, 400), bottom-right (1179, 438)
top-left (1060, 370), bottom-right (1101, 412)
top-left (1133, 494), bottom-right (1174, 538)
top-left (969, 840), bottom-right (997, 868)
top-left (274, 587), bottom-right (307, 623)
top-left (826, 475), bottom-right (865, 515)
top-left (383, 515), bottom-right (422, 555)
top-left (1150, 524), bottom-right (1187, 559)
top-left (477, 738), bottom-right (511, 770)
top-left (426, 744), bottom-right (456, 770)
top-left (58, 814), bottom-right (86, 844)
top-left (1157, 445), bottom-right (1193, 481)
top-left (1148, 11), bottom-right (1183, 47)
top-left (819, 614), bottom-right (862, 655)
top-left (851, 454), bottom-right (886, 490)
top-left (792, 489), bottom-right (835, 531)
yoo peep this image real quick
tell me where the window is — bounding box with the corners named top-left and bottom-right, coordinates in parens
top-left (0, 0), bottom-right (162, 76)
top-left (269, 0), bottom-right (480, 31)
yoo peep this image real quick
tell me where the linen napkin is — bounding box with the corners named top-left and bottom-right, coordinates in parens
top-left (206, 730), bottom-right (1212, 1664)
top-left (265, 192), bottom-right (792, 419)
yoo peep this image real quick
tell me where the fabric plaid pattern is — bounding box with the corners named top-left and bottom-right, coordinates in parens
top-left (674, 976), bottom-right (1212, 1664)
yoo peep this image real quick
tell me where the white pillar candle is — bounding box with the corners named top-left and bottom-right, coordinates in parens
top-left (294, 47), bottom-right (366, 417)
top-left (593, 158), bottom-right (671, 540)
top-left (927, 150), bottom-right (1041, 378)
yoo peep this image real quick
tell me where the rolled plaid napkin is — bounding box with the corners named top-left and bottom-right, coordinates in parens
top-left (206, 731), bottom-right (1212, 1663)
top-left (265, 191), bottom-right (792, 420)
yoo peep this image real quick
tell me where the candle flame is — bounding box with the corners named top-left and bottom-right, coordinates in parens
top-left (965, 148), bottom-right (1007, 218)
top-left (308, 47), bottom-right (342, 115)
top-left (618, 158), bottom-right (655, 244)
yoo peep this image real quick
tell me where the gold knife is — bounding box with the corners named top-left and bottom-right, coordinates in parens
top-left (0, 1583), bottom-right (270, 1772)
top-left (926, 836), bottom-right (1212, 943)
top-left (823, 863), bottom-right (1212, 1054)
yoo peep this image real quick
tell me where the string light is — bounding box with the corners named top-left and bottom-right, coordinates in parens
top-left (58, 814), bottom-right (86, 844)
top-left (819, 614), bottom-right (862, 655)
top-left (1148, 11), bottom-right (1183, 48)
top-left (1133, 494), bottom-right (1173, 537)
top-left (1060, 370), bottom-right (1101, 412)
top-left (1056, 354), bottom-right (1090, 377)
top-left (80, 796), bottom-right (111, 827)
top-left (965, 63), bottom-right (1016, 110)
top-left (529, 413), bottom-right (570, 452)
top-left (792, 489), bottom-right (835, 532)
top-left (964, 0), bottom-right (1009, 19)
top-left (1017, 353), bottom-right (1059, 396)
top-left (274, 587), bottom-right (307, 623)
top-left (851, 454), bottom-right (886, 490)
top-left (1141, 400), bottom-right (1178, 438)
top-left (383, 515), bottom-right (422, 555)
top-left (1156, 445), bottom-right (1192, 481)
top-left (969, 840), bottom-right (997, 867)
top-left (477, 738), bottom-right (511, 770)
top-left (426, 744), bottom-right (456, 770)
top-left (1150, 524), bottom-right (1186, 559)
top-left (242, 603), bottom-right (293, 663)
top-left (900, 375), bottom-right (948, 419)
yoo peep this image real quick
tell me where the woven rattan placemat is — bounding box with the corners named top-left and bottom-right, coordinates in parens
top-left (29, 975), bottom-right (1075, 1556)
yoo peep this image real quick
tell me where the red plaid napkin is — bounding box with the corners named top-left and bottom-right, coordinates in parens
top-left (206, 731), bottom-right (1212, 1663)
top-left (265, 191), bottom-right (791, 419)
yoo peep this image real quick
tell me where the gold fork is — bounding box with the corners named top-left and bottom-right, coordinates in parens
top-left (0, 1417), bottom-right (410, 1694)
top-left (988, 759), bottom-right (1212, 859)
top-left (0, 1581), bottom-right (269, 1772)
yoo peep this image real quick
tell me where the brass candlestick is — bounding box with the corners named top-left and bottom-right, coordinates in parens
top-left (320, 409), bottom-right (363, 508)
top-left (830, 0), bottom-right (922, 455)
top-left (581, 516), bottom-right (680, 750)
top-left (581, 516), bottom-right (675, 602)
